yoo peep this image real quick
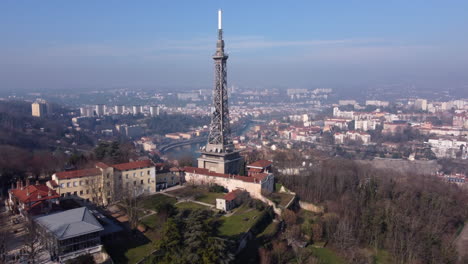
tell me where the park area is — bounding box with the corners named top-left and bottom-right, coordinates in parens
top-left (104, 186), bottom-right (271, 263)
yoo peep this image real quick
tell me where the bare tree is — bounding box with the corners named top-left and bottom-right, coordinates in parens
top-left (121, 185), bottom-right (141, 230)
top-left (88, 176), bottom-right (104, 206)
top-left (0, 211), bottom-right (10, 263)
top-left (22, 217), bottom-right (43, 264)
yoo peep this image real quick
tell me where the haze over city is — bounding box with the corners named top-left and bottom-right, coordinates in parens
top-left (1, 1), bottom-right (468, 94)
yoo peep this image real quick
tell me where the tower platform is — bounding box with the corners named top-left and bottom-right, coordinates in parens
top-left (197, 150), bottom-right (242, 175)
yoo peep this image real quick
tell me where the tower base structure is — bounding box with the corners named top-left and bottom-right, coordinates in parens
top-left (197, 150), bottom-right (243, 175)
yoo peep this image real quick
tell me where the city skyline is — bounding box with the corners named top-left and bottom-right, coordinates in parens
top-left (1, 1), bottom-right (468, 93)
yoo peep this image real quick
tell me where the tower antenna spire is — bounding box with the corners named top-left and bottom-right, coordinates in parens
top-left (218, 9), bottom-right (222, 30)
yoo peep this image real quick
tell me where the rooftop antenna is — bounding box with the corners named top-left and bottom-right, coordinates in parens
top-left (218, 9), bottom-right (222, 30)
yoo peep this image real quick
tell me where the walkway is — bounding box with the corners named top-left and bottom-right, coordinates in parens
top-left (159, 185), bottom-right (216, 209)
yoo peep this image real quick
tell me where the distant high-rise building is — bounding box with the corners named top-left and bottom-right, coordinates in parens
top-left (414, 99), bottom-right (428, 111)
top-left (133, 105), bottom-right (141, 115)
top-left (197, 9), bottom-right (242, 175)
top-left (150, 106), bottom-right (160, 117)
top-left (31, 100), bottom-right (49, 117)
top-left (95, 104), bottom-right (105, 116)
top-left (79, 107), bottom-right (87, 116)
top-left (114, 105), bottom-right (123, 115)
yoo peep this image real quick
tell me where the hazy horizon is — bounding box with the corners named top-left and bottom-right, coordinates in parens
top-left (1, 1), bottom-right (468, 94)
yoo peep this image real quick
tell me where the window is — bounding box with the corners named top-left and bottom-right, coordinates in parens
top-left (106, 173), bottom-right (110, 179)
top-left (134, 181), bottom-right (136, 186)
top-left (86, 190), bottom-right (89, 194)
top-left (80, 190), bottom-right (83, 195)
top-left (107, 191), bottom-right (111, 196)
top-left (133, 173), bottom-right (136, 177)
top-left (61, 194), bottom-right (64, 197)
top-left (66, 182), bottom-right (70, 188)
top-left (79, 180), bottom-right (83, 186)
top-left (67, 192), bottom-right (71, 196)
top-left (147, 170), bottom-right (150, 175)
top-left (85, 180), bottom-right (89, 185)
top-left (141, 180), bottom-right (143, 185)
top-left (148, 178), bottom-right (150, 184)
top-left (140, 172), bottom-right (143, 177)
top-left (106, 182), bottom-right (110, 187)
top-left (60, 183), bottom-right (65, 188)
top-left (73, 181), bottom-right (78, 187)
top-left (73, 191), bottom-right (77, 195)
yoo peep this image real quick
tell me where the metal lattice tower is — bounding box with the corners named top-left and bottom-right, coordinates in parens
top-left (206, 9), bottom-right (234, 153)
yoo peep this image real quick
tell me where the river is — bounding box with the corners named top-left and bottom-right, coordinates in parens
top-left (165, 120), bottom-right (256, 165)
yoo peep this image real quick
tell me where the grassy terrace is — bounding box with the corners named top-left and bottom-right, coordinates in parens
top-left (219, 205), bottom-right (264, 237)
top-left (267, 192), bottom-right (295, 208)
top-left (195, 192), bottom-right (225, 205)
top-left (175, 201), bottom-right (211, 210)
top-left (167, 185), bottom-right (225, 205)
top-left (139, 194), bottom-right (177, 211)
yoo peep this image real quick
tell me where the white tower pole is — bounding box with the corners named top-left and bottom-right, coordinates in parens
top-left (218, 9), bottom-right (222, 30)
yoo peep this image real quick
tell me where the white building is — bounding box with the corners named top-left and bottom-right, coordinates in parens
top-left (95, 104), bottom-right (105, 116)
top-left (427, 138), bottom-right (467, 159)
top-left (133, 105), bottom-right (142, 115)
top-left (355, 119), bottom-right (379, 131)
top-left (115, 105), bottom-right (124, 115)
top-left (334, 131), bottom-right (371, 145)
top-left (184, 167), bottom-right (274, 200)
top-left (365, 100), bottom-right (389, 107)
top-left (414, 99), bottom-right (428, 111)
top-left (333, 107), bottom-right (354, 119)
top-left (150, 106), bottom-right (160, 117)
top-left (32, 100), bottom-right (49, 117)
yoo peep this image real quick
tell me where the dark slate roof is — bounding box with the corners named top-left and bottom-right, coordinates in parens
top-left (35, 207), bottom-right (103, 240)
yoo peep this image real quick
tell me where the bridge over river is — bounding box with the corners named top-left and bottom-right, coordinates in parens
top-left (159, 137), bottom-right (207, 154)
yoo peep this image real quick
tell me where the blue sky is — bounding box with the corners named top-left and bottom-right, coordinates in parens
top-left (1, 1), bottom-right (468, 92)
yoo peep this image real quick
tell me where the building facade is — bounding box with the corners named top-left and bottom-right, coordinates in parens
top-left (35, 207), bottom-right (104, 262)
top-left (48, 160), bottom-right (157, 205)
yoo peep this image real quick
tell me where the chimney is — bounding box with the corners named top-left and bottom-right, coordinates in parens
top-left (27, 186), bottom-right (30, 196)
top-left (11, 182), bottom-right (14, 190)
top-left (26, 178), bottom-right (30, 186)
top-left (20, 181), bottom-right (24, 190)
top-left (37, 192), bottom-right (42, 199)
top-left (48, 188), bottom-right (52, 197)
top-left (36, 180), bottom-right (39, 186)
top-left (16, 180), bottom-right (20, 190)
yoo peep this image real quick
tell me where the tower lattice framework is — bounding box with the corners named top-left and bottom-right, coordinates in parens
top-left (206, 11), bottom-right (233, 153)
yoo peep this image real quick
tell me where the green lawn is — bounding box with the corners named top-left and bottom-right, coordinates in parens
top-left (175, 201), bottom-right (210, 210)
top-left (166, 186), bottom-right (201, 198)
top-left (195, 192), bottom-right (225, 205)
top-left (267, 192), bottom-right (295, 208)
top-left (219, 205), bottom-right (263, 237)
top-left (309, 247), bottom-right (346, 264)
top-left (125, 242), bottom-right (156, 264)
top-left (139, 194), bottom-right (177, 211)
top-left (257, 221), bottom-right (279, 238)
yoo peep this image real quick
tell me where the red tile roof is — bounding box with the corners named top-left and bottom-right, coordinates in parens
top-left (112, 160), bottom-right (154, 171)
top-left (247, 160), bottom-right (273, 169)
top-left (183, 167), bottom-right (269, 183)
top-left (95, 162), bottom-right (111, 169)
top-left (224, 189), bottom-right (243, 201)
top-left (248, 168), bottom-right (263, 173)
top-left (10, 184), bottom-right (60, 204)
top-left (48, 180), bottom-right (59, 188)
top-left (55, 168), bottom-right (102, 180)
